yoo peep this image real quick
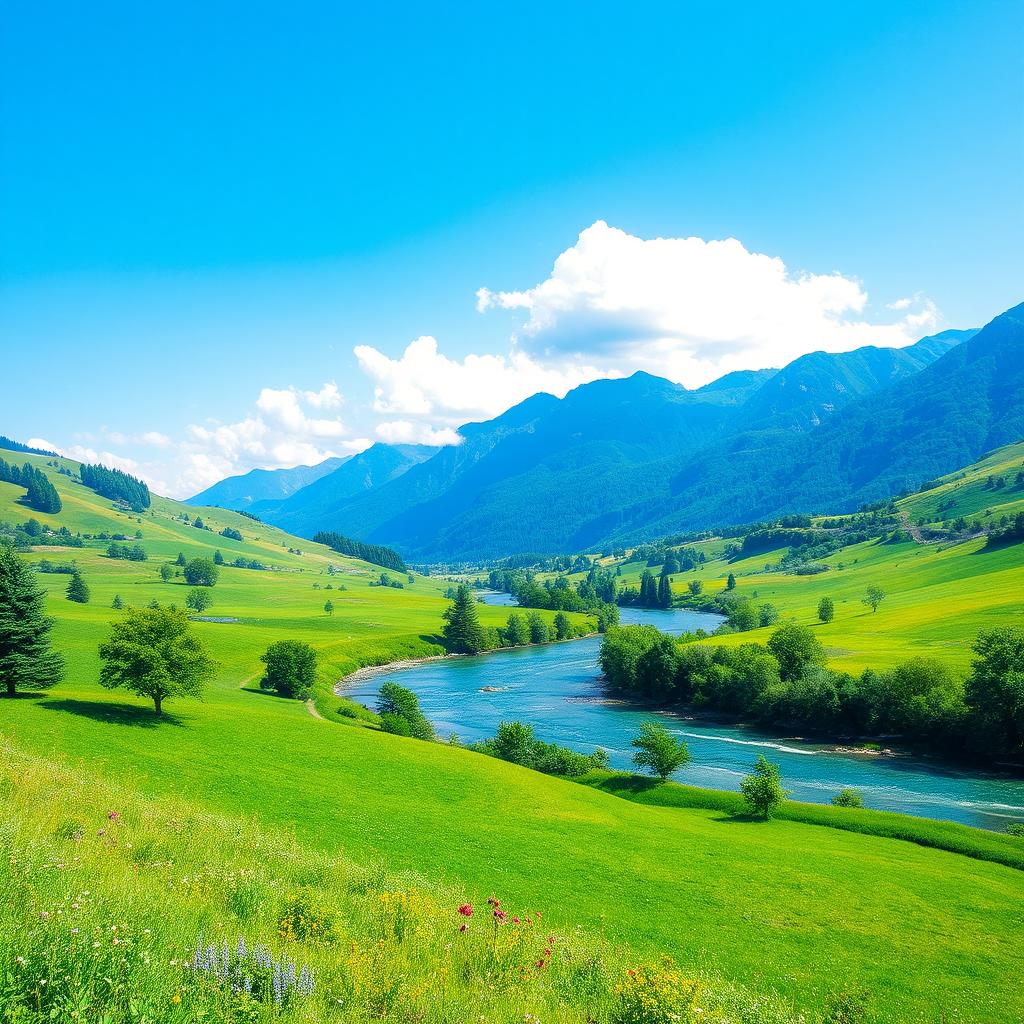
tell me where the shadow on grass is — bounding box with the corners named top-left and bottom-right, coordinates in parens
top-left (40, 698), bottom-right (184, 728)
top-left (0, 690), bottom-right (53, 701)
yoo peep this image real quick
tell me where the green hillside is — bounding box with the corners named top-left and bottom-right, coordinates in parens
top-left (2, 455), bottom-right (1023, 1022)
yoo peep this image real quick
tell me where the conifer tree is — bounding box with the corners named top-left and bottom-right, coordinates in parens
top-left (0, 546), bottom-right (64, 696)
top-left (66, 570), bottom-right (90, 604)
top-left (441, 584), bottom-right (486, 654)
top-left (657, 573), bottom-right (672, 608)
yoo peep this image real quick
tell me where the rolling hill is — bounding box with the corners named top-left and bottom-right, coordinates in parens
top-left (1, 452), bottom-right (1023, 1022)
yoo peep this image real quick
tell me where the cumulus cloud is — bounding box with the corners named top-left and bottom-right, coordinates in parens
top-left (374, 420), bottom-right (464, 446)
top-left (477, 221), bottom-right (941, 386)
top-left (354, 335), bottom-right (605, 423)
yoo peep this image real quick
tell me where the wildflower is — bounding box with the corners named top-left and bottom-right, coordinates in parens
top-left (171, 994), bottom-right (181, 1005)
top-left (512, 916), bottom-right (520, 924)
top-left (107, 811), bottom-right (121, 822)
top-left (39, 911), bottom-right (50, 919)
top-left (15, 956), bottom-right (25, 966)
top-left (458, 903), bottom-right (473, 917)
top-left (487, 896), bottom-right (500, 908)
top-left (536, 958), bottom-right (546, 969)
top-left (494, 909), bottom-right (507, 922)
top-left (534, 911), bottom-right (542, 919)
top-left (459, 923), bottom-right (468, 933)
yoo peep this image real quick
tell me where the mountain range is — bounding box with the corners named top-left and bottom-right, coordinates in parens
top-left (188, 307), bottom-right (1024, 561)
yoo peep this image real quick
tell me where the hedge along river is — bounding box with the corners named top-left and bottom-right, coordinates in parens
top-left (347, 595), bottom-right (1024, 831)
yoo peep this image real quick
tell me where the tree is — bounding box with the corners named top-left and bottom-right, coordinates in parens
top-left (111, 594), bottom-right (124, 610)
top-left (767, 622), bottom-right (824, 682)
top-left (553, 611), bottom-right (571, 641)
top-left (688, 580), bottom-right (702, 597)
top-left (832, 788), bottom-right (864, 808)
top-left (528, 611), bottom-right (550, 644)
top-left (175, 552), bottom-right (186, 567)
top-left (66, 570), bottom-right (90, 604)
top-left (657, 573), bottom-right (672, 608)
top-left (377, 681), bottom-right (434, 739)
top-left (186, 588), bottom-right (213, 613)
top-left (630, 722), bottom-right (690, 780)
top-left (213, 549), bottom-right (225, 566)
top-left (504, 612), bottom-right (530, 646)
top-left (441, 584), bottom-right (486, 654)
top-left (491, 721), bottom-right (536, 765)
top-left (98, 606), bottom-right (215, 715)
top-left (323, 599), bottom-right (334, 615)
top-left (183, 557), bottom-right (218, 587)
top-left (0, 545), bottom-right (64, 697)
top-left (818, 596), bottom-right (835, 624)
top-left (739, 754), bottom-right (786, 818)
top-left (260, 640), bottom-right (316, 699)
top-left (964, 626), bottom-right (1024, 758)
top-left (160, 563), bottom-right (174, 582)
top-left (862, 585), bottom-right (885, 613)
top-left (726, 573), bottom-right (736, 591)
top-left (638, 570), bottom-right (658, 607)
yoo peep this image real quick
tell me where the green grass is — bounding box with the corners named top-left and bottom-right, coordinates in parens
top-left (2, 454), bottom-right (1023, 1022)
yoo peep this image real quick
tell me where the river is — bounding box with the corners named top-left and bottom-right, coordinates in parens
top-left (347, 595), bottom-right (1024, 830)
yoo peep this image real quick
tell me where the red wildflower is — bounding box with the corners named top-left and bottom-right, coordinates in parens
top-left (536, 958), bottom-right (546, 969)
top-left (493, 909), bottom-right (507, 921)
top-left (458, 904), bottom-right (473, 917)
top-left (107, 811), bottom-right (121, 822)
top-left (459, 923), bottom-right (468, 933)
top-left (512, 916), bottom-right (520, 924)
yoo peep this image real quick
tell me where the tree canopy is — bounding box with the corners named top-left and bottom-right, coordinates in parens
top-left (260, 640), bottom-right (317, 700)
top-left (98, 607), bottom-right (215, 715)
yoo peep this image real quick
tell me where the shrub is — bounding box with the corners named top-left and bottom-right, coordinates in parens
top-left (832, 788), bottom-right (864, 808)
top-left (631, 722), bottom-right (690, 781)
top-left (739, 755), bottom-right (786, 819)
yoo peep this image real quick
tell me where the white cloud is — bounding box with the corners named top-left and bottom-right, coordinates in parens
top-left (254, 385), bottom-right (348, 437)
top-left (139, 431), bottom-right (171, 447)
top-left (374, 420), bottom-right (464, 446)
top-left (887, 297), bottom-right (913, 311)
top-left (354, 335), bottom-right (604, 423)
top-left (477, 221), bottom-right (941, 386)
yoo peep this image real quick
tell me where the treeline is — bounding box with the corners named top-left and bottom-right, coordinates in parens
top-left (600, 623), bottom-right (1024, 764)
top-left (618, 568), bottom-right (673, 609)
top-left (441, 584), bottom-right (594, 655)
top-left (470, 721), bottom-right (609, 777)
top-left (0, 518), bottom-right (82, 549)
top-left (107, 542), bottom-right (147, 561)
top-left (0, 459), bottom-right (62, 514)
top-left (80, 463), bottom-right (151, 511)
top-left (313, 531), bottom-right (405, 572)
top-left (486, 566), bottom-right (618, 622)
top-left (0, 435), bottom-right (57, 457)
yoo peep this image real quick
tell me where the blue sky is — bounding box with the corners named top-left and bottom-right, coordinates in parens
top-left (2, 1), bottom-right (1021, 495)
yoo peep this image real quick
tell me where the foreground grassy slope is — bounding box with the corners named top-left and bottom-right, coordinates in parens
top-left (2, 454), bottom-right (1023, 1021)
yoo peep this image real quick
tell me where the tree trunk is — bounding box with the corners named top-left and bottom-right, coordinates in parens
top-left (154, 694), bottom-right (162, 716)
top-left (5, 679), bottom-right (14, 698)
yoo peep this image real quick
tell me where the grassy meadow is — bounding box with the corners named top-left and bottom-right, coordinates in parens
top-left (2, 453), bottom-right (1023, 1022)
top-left (573, 444), bottom-right (1024, 674)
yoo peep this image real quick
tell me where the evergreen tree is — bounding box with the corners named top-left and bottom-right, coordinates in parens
top-left (175, 552), bottom-right (186, 567)
top-left (638, 570), bottom-right (658, 608)
top-left (726, 573), bottom-right (737, 591)
top-left (0, 545), bottom-right (64, 696)
top-left (213, 549), bottom-right (225, 566)
top-left (111, 594), bottom-right (124, 609)
top-left (323, 599), bottom-right (334, 615)
top-left (657, 573), bottom-right (672, 608)
top-left (441, 584), bottom-right (486, 654)
top-left (66, 570), bottom-right (90, 604)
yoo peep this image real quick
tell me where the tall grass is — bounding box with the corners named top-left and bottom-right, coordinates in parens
top-left (0, 742), bottom-right (804, 1024)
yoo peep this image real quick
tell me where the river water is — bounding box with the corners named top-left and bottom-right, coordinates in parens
top-left (349, 595), bottom-right (1024, 830)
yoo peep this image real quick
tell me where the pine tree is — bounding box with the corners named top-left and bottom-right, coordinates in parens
top-left (639, 570), bottom-right (658, 608)
top-left (657, 573), bottom-right (672, 608)
top-left (175, 552), bottom-right (186, 567)
top-left (441, 584), bottom-right (486, 654)
top-left (112, 594), bottom-right (124, 609)
top-left (726, 573), bottom-right (736, 591)
top-left (0, 546), bottom-right (64, 696)
top-left (66, 570), bottom-right (90, 604)
top-left (213, 549), bottom-right (225, 566)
